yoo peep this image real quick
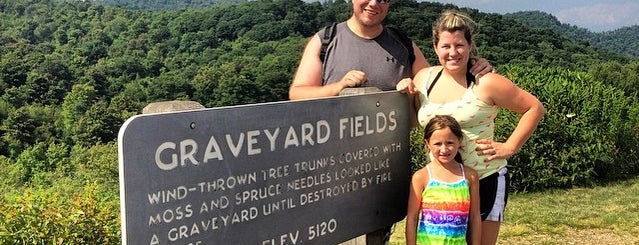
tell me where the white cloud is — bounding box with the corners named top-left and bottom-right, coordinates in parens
top-left (555, 2), bottom-right (639, 31)
top-left (427, 0), bottom-right (639, 32)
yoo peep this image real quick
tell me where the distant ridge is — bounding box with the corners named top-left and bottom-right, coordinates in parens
top-left (505, 11), bottom-right (639, 58)
top-left (59, 0), bottom-right (249, 9)
top-left (54, 0), bottom-right (638, 60)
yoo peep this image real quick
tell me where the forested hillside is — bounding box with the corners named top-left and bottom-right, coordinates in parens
top-left (59, 0), bottom-right (246, 9)
top-left (1, 0), bottom-right (638, 243)
top-left (505, 10), bottom-right (639, 57)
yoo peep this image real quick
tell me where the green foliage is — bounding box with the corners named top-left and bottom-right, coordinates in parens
top-left (0, 156), bottom-right (26, 192)
top-left (0, 142), bottom-right (119, 243)
top-left (1, 107), bottom-right (38, 158)
top-left (71, 142), bottom-right (119, 188)
top-left (76, 100), bottom-right (121, 146)
top-left (495, 66), bottom-right (639, 192)
top-left (15, 142), bottom-right (51, 185)
top-left (61, 83), bottom-right (97, 144)
top-left (0, 184), bottom-right (120, 244)
top-left (506, 11), bottom-right (639, 58)
top-left (408, 127), bottom-right (426, 173)
top-left (70, 0), bottom-right (249, 10)
top-left (588, 61), bottom-right (639, 95)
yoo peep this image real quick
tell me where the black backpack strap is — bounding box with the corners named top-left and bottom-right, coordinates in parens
top-left (319, 22), bottom-right (337, 62)
top-left (387, 26), bottom-right (415, 66)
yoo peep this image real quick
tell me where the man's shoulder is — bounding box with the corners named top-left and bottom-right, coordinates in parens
top-left (317, 21), bottom-right (347, 35)
top-left (384, 26), bottom-right (415, 65)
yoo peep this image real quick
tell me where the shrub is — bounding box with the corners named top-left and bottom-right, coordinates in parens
top-left (497, 66), bottom-right (639, 192)
top-left (408, 65), bottom-right (639, 192)
top-left (0, 183), bottom-right (120, 244)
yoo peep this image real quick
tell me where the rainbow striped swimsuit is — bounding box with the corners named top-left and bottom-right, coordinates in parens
top-left (417, 164), bottom-right (470, 244)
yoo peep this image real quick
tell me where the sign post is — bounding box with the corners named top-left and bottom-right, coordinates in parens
top-left (118, 91), bottom-right (411, 244)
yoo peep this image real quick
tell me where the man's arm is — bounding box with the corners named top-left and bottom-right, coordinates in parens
top-left (406, 42), bottom-right (430, 127)
top-left (411, 42), bottom-right (430, 77)
top-left (289, 35), bottom-right (349, 100)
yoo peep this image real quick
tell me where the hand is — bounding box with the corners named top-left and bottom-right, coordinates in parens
top-left (469, 58), bottom-right (494, 78)
top-left (340, 70), bottom-right (368, 88)
top-left (475, 139), bottom-right (515, 161)
top-left (396, 78), bottom-right (416, 94)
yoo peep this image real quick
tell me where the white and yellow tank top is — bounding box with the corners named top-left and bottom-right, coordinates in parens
top-left (417, 67), bottom-right (506, 178)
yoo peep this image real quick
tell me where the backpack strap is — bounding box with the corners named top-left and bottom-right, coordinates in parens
top-left (387, 26), bottom-right (415, 66)
top-left (319, 22), bottom-right (337, 62)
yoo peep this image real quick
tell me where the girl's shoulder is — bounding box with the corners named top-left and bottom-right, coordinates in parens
top-left (411, 166), bottom-right (430, 184)
top-left (462, 165), bottom-right (479, 183)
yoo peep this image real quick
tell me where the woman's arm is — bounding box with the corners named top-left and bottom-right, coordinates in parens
top-left (475, 73), bottom-right (545, 161)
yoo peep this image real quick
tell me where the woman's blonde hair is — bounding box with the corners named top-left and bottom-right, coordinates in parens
top-left (432, 9), bottom-right (479, 58)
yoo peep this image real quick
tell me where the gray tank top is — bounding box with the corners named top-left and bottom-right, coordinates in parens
top-left (319, 22), bottom-right (413, 91)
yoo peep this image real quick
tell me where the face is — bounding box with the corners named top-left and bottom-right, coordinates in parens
top-left (426, 127), bottom-right (461, 165)
top-left (352, 0), bottom-right (390, 27)
top-left (434, 30), bottom-right (471, 73)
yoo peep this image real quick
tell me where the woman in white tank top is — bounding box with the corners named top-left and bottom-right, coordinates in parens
top-left (397, 10), bottom-right (545, 245)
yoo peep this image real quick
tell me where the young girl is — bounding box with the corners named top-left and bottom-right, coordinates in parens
top-left (406, 115), bottom-right (481, 245)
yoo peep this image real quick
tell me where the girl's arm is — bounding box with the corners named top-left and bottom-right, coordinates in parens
top-left (406, 169), bottom-right (427, 245)
top-left (466, 168), bottom-right (482, 245)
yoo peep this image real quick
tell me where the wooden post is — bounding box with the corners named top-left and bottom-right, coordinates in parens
top-left (142, 100), bottom-right (205, 114)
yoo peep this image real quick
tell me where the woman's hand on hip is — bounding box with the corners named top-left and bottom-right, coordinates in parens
top-left (475, 139), bottom-right (516, 161)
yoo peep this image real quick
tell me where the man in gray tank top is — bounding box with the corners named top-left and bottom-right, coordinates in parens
top-left (320, 22), bottom-right (412, 91)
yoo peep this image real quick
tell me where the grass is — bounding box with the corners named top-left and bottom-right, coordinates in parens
top-left (389, 176), bottom-right (639, 244)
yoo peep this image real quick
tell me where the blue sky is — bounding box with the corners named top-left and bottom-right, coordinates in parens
top-left (427, 0), bottom-right (639, 32)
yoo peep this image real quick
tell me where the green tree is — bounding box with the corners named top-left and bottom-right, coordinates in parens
top-left (15, 142), bottom-right (50, 185)
top-left (1, 107), bottom-right (37, 158)
top-left (61, 83), bottom-right (97, 144)
top-left (72, 100), bottom-right (120, 147)
top-left (25, 53), bottom-right (74, 105)
top-left (589, 61), bottom-right (639, 95)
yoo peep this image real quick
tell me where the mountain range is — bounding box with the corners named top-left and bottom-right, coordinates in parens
top-left (75, 0), bottom-right (639, 58)
top-left (505, 11), bottom-right (639, 58)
